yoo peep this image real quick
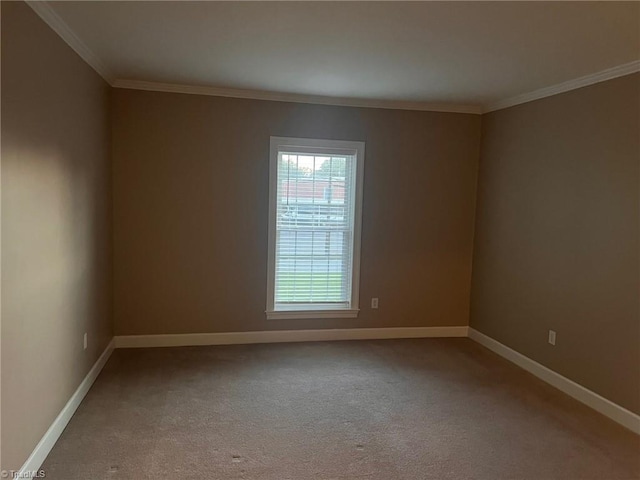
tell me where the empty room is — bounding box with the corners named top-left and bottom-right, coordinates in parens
top-left (1, 1), bottom-right (639, 479)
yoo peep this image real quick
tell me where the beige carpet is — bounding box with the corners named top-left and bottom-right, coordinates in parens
top-left (40, 338), bottom-right (639, 479)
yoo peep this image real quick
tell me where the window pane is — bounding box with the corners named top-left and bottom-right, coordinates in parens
top-left (274, 152), bottom-right (355, 306)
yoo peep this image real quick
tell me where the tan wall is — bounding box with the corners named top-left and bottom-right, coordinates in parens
top-left (470, 74), bottom-right (640, 414)
top-left (1, 2), bottom-right (112, 470)
top-left (112, 89), bottom-right (481, 335)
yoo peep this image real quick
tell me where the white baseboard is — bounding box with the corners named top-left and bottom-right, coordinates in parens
top-left (16, 339), bottom-right (115, 479)
top-left (468, 328), bottom-right (640, 435)
top-left (114, 326), bottom-right (469, 349)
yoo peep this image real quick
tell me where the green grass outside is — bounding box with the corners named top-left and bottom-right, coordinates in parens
top-left (276, 273), bottom-right (344, 301)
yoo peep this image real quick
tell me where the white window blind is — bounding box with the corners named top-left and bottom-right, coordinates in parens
top-left (267, 137), bottom-right (364, 319)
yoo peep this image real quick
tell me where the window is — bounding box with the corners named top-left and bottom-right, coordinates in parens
top-left (266, 137), bottom-right (365, 319)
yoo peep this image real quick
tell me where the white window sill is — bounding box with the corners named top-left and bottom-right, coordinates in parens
top-left (266, 309), bottom-right (359, 320)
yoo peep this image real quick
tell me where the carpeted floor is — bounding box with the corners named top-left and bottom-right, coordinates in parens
top-left (40, 338), bottom-right (639, 480)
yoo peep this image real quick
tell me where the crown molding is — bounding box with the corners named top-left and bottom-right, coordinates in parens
top-left (26, 0), bottom-right (114, 83)
top-left (484, 60), bottom-right (640, 113)
top-left (111, 79), bottom-right (483, 115)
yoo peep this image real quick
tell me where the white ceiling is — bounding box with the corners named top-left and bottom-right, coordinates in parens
top-left (42, 1), bottom-right (640, 111)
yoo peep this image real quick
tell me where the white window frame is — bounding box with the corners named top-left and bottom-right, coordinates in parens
top-left (266, 136), bottom-right (365, 320)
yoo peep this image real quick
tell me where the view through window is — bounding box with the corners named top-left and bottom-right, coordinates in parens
top-left (267, 137), bottom-right (364, 319)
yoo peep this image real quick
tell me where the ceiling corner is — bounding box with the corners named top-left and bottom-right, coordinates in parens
top-left (26, 0), bottom-right (115, 84)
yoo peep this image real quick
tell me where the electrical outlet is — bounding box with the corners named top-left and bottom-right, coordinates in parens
top-left (83, 333), bottom-right (88, 350)
top-left (371, 298), bottom-right (379, 309)
top-left (548, 330), bottom-right (556, 346)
